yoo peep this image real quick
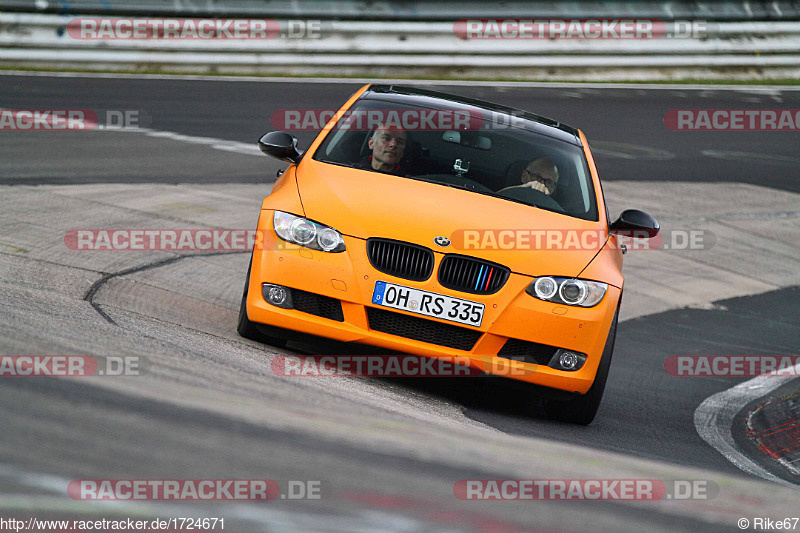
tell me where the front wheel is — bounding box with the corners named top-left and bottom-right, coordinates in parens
top-left (543, 306), bottom-right (619, 425)
top-left (237, 258), bottom-right (288, 348)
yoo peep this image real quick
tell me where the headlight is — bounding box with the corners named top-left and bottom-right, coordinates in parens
top-left (290, 218), bottom-right (316, 245)
top-left (532, 276), bottom-right (558, 300)
top-left (526, 276), bottom-right (607, 307)
top-left (559, 279), bottom-right (587, 305)
top-left (273, 211), bottom-right (346, 253)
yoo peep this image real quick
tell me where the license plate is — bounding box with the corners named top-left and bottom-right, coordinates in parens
top-left (371, 281), bottom-right (484, 327)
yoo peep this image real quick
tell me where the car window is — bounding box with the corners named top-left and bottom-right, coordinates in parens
top-left (312, 99), bottom-right (598, 221)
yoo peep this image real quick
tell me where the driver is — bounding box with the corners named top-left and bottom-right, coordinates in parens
top-left (502, 157), bottom-right (559, 196)
top-left (356, 125), bottom-right (408, 175)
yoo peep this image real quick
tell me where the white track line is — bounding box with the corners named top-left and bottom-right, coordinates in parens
top-left (694, 363), bottom-right (800, 487)
top-left (100, 126), bottom-right (262, 156)
top-left (1, 69), bottom-right (800, 91)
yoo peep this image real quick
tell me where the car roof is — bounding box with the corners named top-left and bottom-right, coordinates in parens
top-left (362, 84), bottom-right (582, 147)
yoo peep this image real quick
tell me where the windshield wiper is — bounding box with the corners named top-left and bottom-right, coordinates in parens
top-left (406, 176), bottom-right (466, 189)
top-left (407, 175), bottom-right (491, 192)
top-left (318, 159), bottom-right (358, 169)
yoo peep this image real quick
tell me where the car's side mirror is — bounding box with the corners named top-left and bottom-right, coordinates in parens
top-left (609, 209), bottom-right (660, 238)
top-left (258, 131), bottom-right (302, 164)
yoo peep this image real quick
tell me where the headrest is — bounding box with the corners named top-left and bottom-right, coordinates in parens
top-left (503, 159), bottom-right (530, 188)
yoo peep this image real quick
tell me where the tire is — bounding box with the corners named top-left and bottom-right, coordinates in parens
top-left (543, 306), bottom-right (619, 425)
top-left (237, 257), bottom-right (288, 348)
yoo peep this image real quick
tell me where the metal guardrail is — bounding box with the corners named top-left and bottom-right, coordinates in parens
top-left (2, 12), bottom-right (799, 80)
top-left (2, 1), bottom-right (800, 20)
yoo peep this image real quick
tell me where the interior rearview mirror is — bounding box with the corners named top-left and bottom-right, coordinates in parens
top-left (442, 130), bottom-right (491, 150)
top-left (442, 131), bottom-right (461, 143)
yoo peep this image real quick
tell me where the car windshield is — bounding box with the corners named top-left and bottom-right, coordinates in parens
top-left (312, 97), bottom-right (598, 221)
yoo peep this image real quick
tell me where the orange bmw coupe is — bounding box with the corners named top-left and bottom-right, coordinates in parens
top-left (238, 84), bottom-right (659, 424)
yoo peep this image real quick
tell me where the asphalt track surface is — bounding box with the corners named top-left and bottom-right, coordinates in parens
top-left (1, 73), bottom-right (799, 532)
top-left (3, 74), bottom-right (800, 192)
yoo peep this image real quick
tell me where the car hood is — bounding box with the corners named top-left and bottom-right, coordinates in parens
top-left (296, 159), bottom-right (605, 277)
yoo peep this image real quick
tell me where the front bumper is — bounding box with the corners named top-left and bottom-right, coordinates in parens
top-left (247, 213), bottom-right (621, 395)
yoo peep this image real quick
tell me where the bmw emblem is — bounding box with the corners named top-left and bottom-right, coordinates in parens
top-left (434, 236), bottom-right (451, 247)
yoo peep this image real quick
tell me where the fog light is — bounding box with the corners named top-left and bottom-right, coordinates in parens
top-left (559, 352), bottom-right (579, 369)
top-left (549, 349), bottom-right (586, 371)
top-left (262, 283), bottom-right (293, 309)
